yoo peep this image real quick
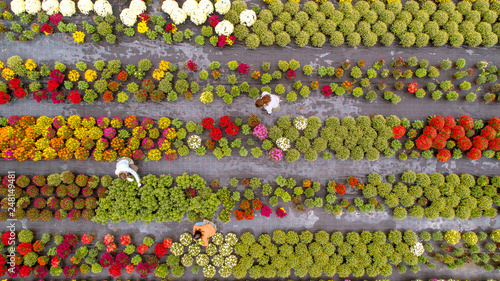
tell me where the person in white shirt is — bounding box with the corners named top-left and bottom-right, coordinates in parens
top-left (255, 91), bottom-right (280, 114)
top-left (115, 157), bottom-right (141, 187)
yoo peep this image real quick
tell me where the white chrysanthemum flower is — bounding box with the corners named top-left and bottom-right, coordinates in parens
top-left (77, 0), bottom-right (93, 15)
top-left (11, 0), bottom-right (26, 16)
top-left (94, 0), bottom-right (112, 17)
top-left (187, 135), bottom-right (201, 149)
top-left (129, 0), bottom-right (146, 16)
top-left (182, 0), bottom-right (198, 16)
top-left (214, 20), bottom-right (234, 36)
top-left (276, 137), bottom-right (291, 151)
top-left (198, 0), bottom-right (213, 15)
top-left (190, 8), bottom-right (207, 25)
top-left (215, 0), bottom-right (230, 15)
top-left (41, 0), bottom-right (59, 15)
top-left (60, 0), bottom-right (76, 16)
top-left (239, 9), bottom-right (256, 27)
top-left (25, 0), bottom-right (42, 15)
top-left (294, 116), bottom-right (308, 130)
top-left (161, 0), bottom-right (177, 15)
top-left (170, 7), bottom-right (187, 25)
top-left (410, 242), bottom-right (425, 256)
top-left (120, 8), bottom-right (137, 27)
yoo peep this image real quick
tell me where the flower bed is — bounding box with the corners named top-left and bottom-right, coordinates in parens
top-left (0, 114), bottom-right (498, 162)
top-left (0, 56), bottom-right (499, 105)
top-left (2, 0), bottom-right (500, 49)
top-left (2, 228), bottom-right (500, 279)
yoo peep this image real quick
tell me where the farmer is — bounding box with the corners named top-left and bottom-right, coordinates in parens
top-left (115, 157), bottom-right (141, 187)
top-left (193, 219), bottom-right (216, 246)
top-left (255, 91), bottom-right (280, 114)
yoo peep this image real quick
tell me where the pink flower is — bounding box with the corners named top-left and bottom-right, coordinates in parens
top-left (286, 70), bottom-right (296, 79)
top-left (321, 85), bottom-right (332, 97)
top-left (106, 243), bottom-right (117, 253)
top-left (252, 124), bottom-right (268, 140)
top-left (50, 14), bottom-right (62, 25)
top-left (276, 207), bottom-right (287, 218)
top-left (208, 15), bottom-right (219, 27)
top-left (103, 234), bottom-right (114, 245)
top-left (260, 206), bottom-right (272, 217)
top-left (238, 63), bottom-right (249, 74)
top-left (269, 148), bottom-right (283, 162)
top-left (187, 60), bottom-right (197, 71)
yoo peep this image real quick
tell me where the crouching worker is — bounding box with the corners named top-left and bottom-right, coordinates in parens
top-left (115, 157), bottom-right (141, 187)
top-left (193, 219), bottom-right (216, 246)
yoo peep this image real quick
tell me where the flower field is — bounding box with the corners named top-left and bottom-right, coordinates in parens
top-left (2, 0), bottom-right (500, 280)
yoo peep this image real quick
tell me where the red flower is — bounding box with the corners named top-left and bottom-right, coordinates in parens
top-left (8, 78), bottom-right (21, 89)
top-left (187, 60), bottom-right (197, 71)
top-left (48, 80), bottom-right (60, 92)
top-left (117, 71), bottom-right (128, 81)
top-left (276, 207), bottom-right (287, 218)
top-left (235, 210), bottom-right (244, 221)
top-left (219, 115), bottom-right (231, 127)
top-left (139, 12), bottom-right (150, 22)
top-left (347, 176), bottom-right (358, 188)
top-left (154, 243), bottom-right (167, 258)
top-left (336, 184), bottom-right (346, 195)
top-left (208, 15), bottom-right (219, 27)
top-left (286, 70), bottom-right (296, 79)
top-left (252, 199), bottom-right (262, 210)
top-left (68, 91), bottom-right (81, 104)
top-left (458, 115), bottom-right (474, 130)
top-left (165, 23), bottom-right (176, 33)
top-left (202, 117), bottom-right (214, 130)
top-left (0, 91), bottom-right (11, 104)
top-left (49, 14), bottom-right (62, 25)
top-left (392, 125), bottom-right (406, 139)
top-left (444, 116), bottom-right (457, 129)
top-left (109, 264), bottom-right (122, 277)
top-left (138, 244), bottom-right (148, 254)
top-left (225, 123), bottom-right (239, 136)
top-left (163, 238), bottom-right (172, 249)
top-left (436, 149), bottom-right (451, 162)
top-left (321, 85), bottom-right (332, 97)
top-left (422, 126), bottom-right (437, 139)
top-left (432, 136), bottom-right (447, 150)
top-left (120, 235), bottom-right (131, 246)
top-left (40, 23), bottom-right (53, 34)
top-left (408, 82), bottom-right (418, 93)
top-left (126, 264), bottom-right (135, 273)
top-left (1, 231), bottom-right (12, 246)
top-left (488, 138), bottom-right (500, 151)
top-left (489, 116), bottom-right (500, 131)
top-left (438, 127), bottom-right (451, 140)
top-left (451, 126), bottom-right (465, 140)
top-left (244, 209), bottom-right (254, 220)
top-left (481, 125), bottom-right (497, 141)
top-left (210, 127), bottom-right (222, 141)
top-left (467, 147), bottom-right (482, 160)
top-left (19, 265), bottom-right (31, 277)
top-left (472, 136), bottom-right (488, 151)
top-left (17, 242), bottom-right (32, 256)
top-left (81, 234), bottom-right (93, 244)
top-left (51, 256), bottom-right (60, 268)
top-left (260, 206), bottom-right (272, 217)
top-left (238, 63), bottom-right (249, 74)
top-left (429, 116), bottom-right (445, 130)
top-left (14, 88), bottom-right (27, 99)
top-left (457, 137), bottom-right (472, 151)
top-left (50, 92), bottom-right (65, 104)
top-left (217, 35), bottom-right (227, 47)
top-left (416, 136), bottom-right (432, 151)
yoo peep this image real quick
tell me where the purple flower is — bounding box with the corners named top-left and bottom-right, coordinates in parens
top-left (269, 147), bottom-right (283, 162)
top-left (8, 115), bottom-right (20, 126)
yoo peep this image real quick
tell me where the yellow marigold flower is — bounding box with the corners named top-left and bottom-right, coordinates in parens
top-left (0, 61), bottom-right (4, 69)
top-left (25, 59), bottom-right (37, 71)
top-left (200, 91), bottom-right (213, 104)
top-left (32, 150), bottom-right (42, 161)
top-left (2, 68), bottom-right (15, 80)
top-left (68, 70), bottom-right (80, 82)
top-left (93, 149), bottom-right (103, 161)
top-left (263, 0), bottom-right (275, 3)
top-left (84, 69), bottom-right (97, 82)
top-left (159, 60), bottom-right (169, 71)
top-left (148, 148), bottom-right (162, 161)
top-left (159, 139), bottom-right (171, 151)
top-left (2, 11), bottom-right (12, 20)
top-left (225, 37), bottom-right (234, 46)
top-left (158, 117), bottom-right (171, 129)
top-left (137, 21), bottom-right (148, 33)
top-left (42, 147), bottom-right (57, 160)
top-left (73, 30), bottom-right (85, 43)
top-left (152, 69), bottom-right (165, 81)
top-left (35, 138), bottom-right (50, 150)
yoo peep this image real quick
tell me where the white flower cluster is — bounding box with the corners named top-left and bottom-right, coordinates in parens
top-left (161, 0), bottom-right (177, 14)
top-left (196, 253), bottom-right (209, 266)
top-left (214, 0), bottom-right (230, 15)
top-left (198, 0), bottom-right (213, 15)
top-left (239, 9), bottom-right (256, 27)
top-left (410, 242), bottom-right (425, 256)
top-left (170, 8), bottom-right (187, 25)
top-left (224, 255), bottom-right (237, 268)
top-left (170, 242), bottom-right (184, 256)
top-left (215, 20), bottom-right (234, 36)
top-left (179, 232), bottom-right (192, 246)
top-left (42, 0), bottom-right (59, 15)
top-left (11, 0), bottom-right (26, 16)
top-left (181, 254), bottom-right (193, 267)
top-left (187, 135), bottom-right (202, 150)
top-left (276, 137), bottom-right (291, 151)
top-left (25, 0), bottom-right (42, 15)
top-left (77, 0), bottom-right (93, 15)
top-left (129, 0), bottom-right (146, 15)
top-left (211, 232), bottom-right (223, 245)
top-left (93, 0), bottom-right (112, 17)
top-left (211, 254), bottom-right (224, 267)
top-left (203, 264), bottom-right (216, 278)
top-left (190, 8), bottom-right (207, 25)
top-left (218, 266), bottom-right (232, 278)
top-left (225, 233), bottom-right (238, 246)
top-left (182, 0), bottom-right (198, 16)
top-left (206, 243), bottom-right (217, 256)
top-left (60, 0), bottom-right (76, 17)
top-left (294, 116), bottom-right (308, 130)
top-left (219, 243), bottom-right (232, 256)
top-left (120, 0), bottom-right (147, 27)
top-left (188, 244), bottom-right (201, 256)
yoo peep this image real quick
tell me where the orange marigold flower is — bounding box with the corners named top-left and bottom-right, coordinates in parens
top-left (251, 70), bottom-right (260, 79)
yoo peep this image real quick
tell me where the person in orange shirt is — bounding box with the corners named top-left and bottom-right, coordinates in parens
top-left (193, 219), bottom-right (216, 247)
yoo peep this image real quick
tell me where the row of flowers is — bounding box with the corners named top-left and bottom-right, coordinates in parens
top-left (0, 114), bottom-right (499, 163)
top-left (0, 172), bottom-right (112, 222)
top-left (3, 0), bottom-right (500, 49)
top-left (2, 228), bottom-right (500, 278)
top-left (0, 56), bottom-right (499, 105)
